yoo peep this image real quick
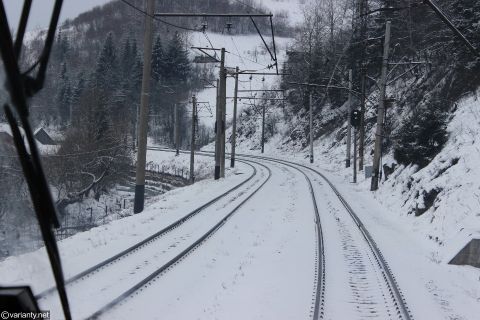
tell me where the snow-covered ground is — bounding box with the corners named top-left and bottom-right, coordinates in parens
top-left (1, 145), bottom-right (478, 319)
top-left (224, 90), bottom-right (480, 319)
top-left (146, 147), bottom-right (214, 180)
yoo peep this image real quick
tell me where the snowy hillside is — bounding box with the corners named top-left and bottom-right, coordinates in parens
top-left (188, 31), bottom-right (291, 127)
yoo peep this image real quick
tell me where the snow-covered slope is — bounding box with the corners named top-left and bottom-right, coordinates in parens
top-left (189, 31), bottom-right (291, 128)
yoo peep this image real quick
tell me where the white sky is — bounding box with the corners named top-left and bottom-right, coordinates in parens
top-left (4, 0), bottom-right (113, 31)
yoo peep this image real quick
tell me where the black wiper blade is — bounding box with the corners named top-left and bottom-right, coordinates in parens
top-left (0, 1), bottom-right (71, 319)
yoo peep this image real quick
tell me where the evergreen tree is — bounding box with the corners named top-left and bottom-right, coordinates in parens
top-left (393, 102), bottom-right (449, 168)
top-left (132, 53), bottom-right (143, 91)
top-left (56, 62), bottom-right (72, 123)
top-left (152, 36), bottom-right (165, 82)
top-left (71, 72), bottom-right (86, 106)
top-left (94, 32), bottom-right (117, 91)
top-left (164, 32), bottom-right (191, 83)
top-left (121, 37), bottom-right (132, 77)
top-left (53, 31), bottom-right (70, 62)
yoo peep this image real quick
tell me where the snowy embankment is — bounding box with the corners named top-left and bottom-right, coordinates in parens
top-left (234, 88), bottom-right (480, 262)
top-left (227, 90), bottom-right (480, 319)
top-left (146, 146), bottom-right (214, 180)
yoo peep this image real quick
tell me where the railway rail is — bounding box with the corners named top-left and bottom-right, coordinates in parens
top-left (236, 153), bottom-right (413, 320)
top-left (82, 159), bottom-right (271, 319)
top-left (36, 159), bottom-right (258, 300)
top-left (148, 147), bottom-right (412, 319)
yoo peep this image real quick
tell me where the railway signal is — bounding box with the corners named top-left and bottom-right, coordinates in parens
top-left (351, 110), bottom-right (361, 128)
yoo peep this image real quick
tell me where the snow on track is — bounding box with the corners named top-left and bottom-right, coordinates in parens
top-left (104, 159), bottom-right (319, 320)
top-left (39, 161), bottom-right (269, 319)
top-left (236, 154), bottom-right (413, 320)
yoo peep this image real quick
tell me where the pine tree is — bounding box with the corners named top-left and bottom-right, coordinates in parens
top-left (152, 36), bottom-right (165, 82)
top-left (56, 62), bottom-right (72, 123)
top-left (393, 102), bottom-right (449, 168)
top-left (132, 54), bottom-right (143, 91)
top-left (164, 32), bottom-right (191, 83)
top-left (121, 37), bottom-right (132, 77)
top-left (94, 32), bottom-right (117, 91)
top-left (53, 31), bottom-right (70, 62)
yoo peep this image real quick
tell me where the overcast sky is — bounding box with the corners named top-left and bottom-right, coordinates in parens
top-left (4, 0), bottom-right (113, 31)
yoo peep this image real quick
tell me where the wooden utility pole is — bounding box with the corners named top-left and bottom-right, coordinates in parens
top-left (346, 69), bottom-right (353, 168)
top-left (309, 92), bottom-right (314, 163)
top-left (190, 95), bottom-right (197, 184)
top-left (359, 71), bottom-right (366, 171)
top-left (261, 102), bottom-right (266, 153)
top-left (174, 103), bottom-right (179, 156)
top-left (231, 66), bottom-right (239, 168)
top-left (371, 21), bottom-right (391, 191)
top-left (134, 0), bottom-right (155, 214)
top-left (214, 49), bottom-right (226, 180)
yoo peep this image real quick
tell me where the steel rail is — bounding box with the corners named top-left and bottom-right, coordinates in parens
top-left (85, 159), bottom-right (272, 319)
top-left (36, 157), bottom-right (257, 300)
top-left (150, 147), bottom-right (326, 319)
top-left (235, 153), bottom-right (413, 320)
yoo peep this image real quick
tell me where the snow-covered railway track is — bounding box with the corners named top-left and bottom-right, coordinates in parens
top-left (76, 159), bottom-right (272, 319)
top-left (37, 159), bottom-right (256, 300)
top-left (37, 159), bottom-right (266, 317)
top-left (237, 154), bottom-right (413, 320)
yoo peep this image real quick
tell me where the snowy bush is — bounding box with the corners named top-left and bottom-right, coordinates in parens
top-left (393, 103), bottom-right (449, 168)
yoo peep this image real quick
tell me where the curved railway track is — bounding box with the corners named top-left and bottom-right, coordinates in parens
top-left (79, 159), bottom-right (272, 319)
top-left (148, 147), bottom-right (326, 319)
top-left (37, 159), bottom-right (258, 300)
top-left (236, 153), bottom-right (413, 320)
top-left (148, 147), bottom-right (412, 319)
top-left (42, 146), bottom-right (412, 319)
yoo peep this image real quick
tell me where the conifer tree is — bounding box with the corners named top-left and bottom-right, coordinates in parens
top-left (164, 32), bottom-right (191, 83)
top-left (152, 36), bottom-right (165, 82)
top-left (94, 32), bottom-right (117, 91)
top-left (57, 62), bottom-right (72, 123)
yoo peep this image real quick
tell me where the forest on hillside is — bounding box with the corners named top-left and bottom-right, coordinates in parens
top-left (277, 0), bottom-right (479, 170)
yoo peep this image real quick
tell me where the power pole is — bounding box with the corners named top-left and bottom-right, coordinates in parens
top-left (261, 102), bottom-right (266, 153)
top-left (357, 0), bottom-right (368, 172)
top-left (309, 92), bottom-right (314, 163)
top-left (174, 103), bottom-right (179, 156)
top-left (359, 71), bottom-right (366, 171)
top-left (371, 21), bottom-right (391, 191)
top-left (220, 71), bottom-right (227, 178)
top-left (214, 49), bottom-right (226, 180)
top-left (134, 0), bottom-right (155, 214)
top-left (231, 66), bottom-right (239, 168)
top-left (346, 69), bottom-right (353, 168)
top-left (220, 49), bottom-right (227, 178)
top-left (190, 95), bottom-right (196, 184)
top-left (353, 124), bottom-right (358, 183)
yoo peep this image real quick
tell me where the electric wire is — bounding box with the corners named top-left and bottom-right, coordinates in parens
top-left (119, 0), bottom-right (201, 32)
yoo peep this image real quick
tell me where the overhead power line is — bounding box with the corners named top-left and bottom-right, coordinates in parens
top-left (119, 0), bottom-right (201, 32)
